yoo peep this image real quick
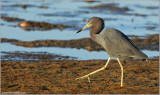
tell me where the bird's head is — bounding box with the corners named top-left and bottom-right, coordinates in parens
top-left (77, 17), bottom-right (104, 34)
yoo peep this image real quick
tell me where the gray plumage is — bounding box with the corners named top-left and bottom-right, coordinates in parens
top-left (96, 28), bottom-right (148, 60)
top-left (77, 17), bottom-right (148, 60)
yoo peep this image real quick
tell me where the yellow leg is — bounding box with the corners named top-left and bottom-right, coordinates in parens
top-left (117, 58), bottom-right (123, 87)
top-left (76, 57), bottom-right (111, 82)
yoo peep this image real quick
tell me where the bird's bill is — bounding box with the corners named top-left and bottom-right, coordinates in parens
top-left (77, 23), bottom-right (92, 34)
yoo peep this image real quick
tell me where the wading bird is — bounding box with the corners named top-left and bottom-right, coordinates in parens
top-left (76, 17), bottom-right (148, 87)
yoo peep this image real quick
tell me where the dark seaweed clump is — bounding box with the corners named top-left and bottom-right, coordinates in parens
top-left (18, 21), bottom-right (73, 31)
top-left (88, 3), bottom-right (130, 13)
top-left (1, 51), bottom-right (77, 61)
top-left (1, 34), bottom-right (159, 51)
top-left (1, 16), bottom-right (25, 22)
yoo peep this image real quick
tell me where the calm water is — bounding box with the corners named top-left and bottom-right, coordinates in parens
top-left (1, 0), bottom-right (159, 60)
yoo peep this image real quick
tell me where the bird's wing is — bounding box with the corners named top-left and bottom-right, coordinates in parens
top-left (101, 28), bottom-right (148, 59)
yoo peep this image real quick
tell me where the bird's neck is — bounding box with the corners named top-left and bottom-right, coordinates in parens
top-left (90, 26), bottom-right (103, 42)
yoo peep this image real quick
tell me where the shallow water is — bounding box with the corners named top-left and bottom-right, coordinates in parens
top-left (1, 0), bottom-right (159, 60)
top-left (1, 43), bottom-right (159, 60)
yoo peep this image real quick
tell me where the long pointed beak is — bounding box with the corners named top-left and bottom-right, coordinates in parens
top-left (76, 23), bottom-right (91, 34)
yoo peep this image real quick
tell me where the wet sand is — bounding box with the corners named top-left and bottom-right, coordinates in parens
top-left (1, 58), bottom-right (159, 94)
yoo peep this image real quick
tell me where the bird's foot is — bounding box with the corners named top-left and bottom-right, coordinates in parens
top-left (75, 75), bottom-right (91, 83)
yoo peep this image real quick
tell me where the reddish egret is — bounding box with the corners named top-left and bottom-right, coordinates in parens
top-left (76, 17), bottom-right (148, 87)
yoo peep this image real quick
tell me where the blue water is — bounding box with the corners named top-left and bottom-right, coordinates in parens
top-left (1, 43), bottom-right (159, 60)
top-left (1, 0), bottom-right (159, 60)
